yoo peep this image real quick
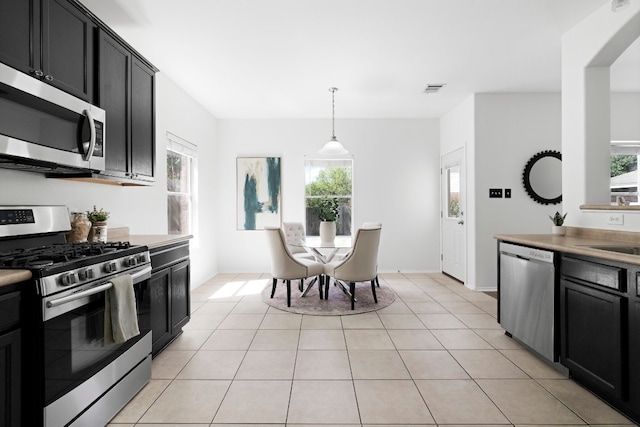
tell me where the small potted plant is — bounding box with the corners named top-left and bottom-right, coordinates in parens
top-left (549, 211), bottom-right (567, 236)
top-left (87, 205), bottom-right (110, 242)
top-left (318, 198), bottom-right (339, 243)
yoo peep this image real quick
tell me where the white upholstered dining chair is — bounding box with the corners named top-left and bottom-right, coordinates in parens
top-left (334, 222), bottom-right (382, 287)
top-left (264, 226), bottom-right (325, 306)
top-left (362, 222), bottom-right (382, 287)
top-left (323, 226), bottom-right (381, 310)
top-left (282, 222), bottom-right (314, 260)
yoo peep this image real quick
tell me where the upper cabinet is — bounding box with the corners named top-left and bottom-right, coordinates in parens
top-left (98, 30), bottom-right (156, 183)
top-left (0, 0), bottom-right (157, 185)
top-left (0, 0), bottom-right (95, 101)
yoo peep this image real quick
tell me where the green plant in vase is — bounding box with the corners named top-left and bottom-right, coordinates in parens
top-left (548, 211), bottom-right (567, 226)
top-left (87, 205), bottom-right (110, 223)
top-left (86, 205), bottom-right (110, 242)
top-left (549, 211), bottom-right (567, 236)
top-left (318, 197), bottom-right (339, 222)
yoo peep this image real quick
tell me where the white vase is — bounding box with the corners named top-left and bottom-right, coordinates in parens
top-left (552, 225), bottom-right (565, 236)
top-left (319, 221), bottom-right (336, 244)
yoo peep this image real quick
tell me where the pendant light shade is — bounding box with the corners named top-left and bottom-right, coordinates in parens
top-left (319, 87), bottom-right (349, 155)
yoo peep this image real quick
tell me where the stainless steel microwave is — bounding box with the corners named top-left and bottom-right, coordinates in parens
top-left (0, 62), bottom-right (105, 174)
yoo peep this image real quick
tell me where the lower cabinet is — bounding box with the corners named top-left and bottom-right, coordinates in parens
top-left (0, 290), bottom-right (21, 427)
top-left (560, 278), bottom-right (625, 399)
top-left (150, 242), bottom-right (190, 356)
top-left (628, 279), bottom-right (640, 418)
top-left (560, 254), bottom-right (640, 423)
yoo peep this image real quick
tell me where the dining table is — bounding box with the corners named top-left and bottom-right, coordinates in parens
top-left (291, 236), bottom-right (353, 298)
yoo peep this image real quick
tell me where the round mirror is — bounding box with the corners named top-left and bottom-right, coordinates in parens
top-left (522, 150), bottom-right (562, 205)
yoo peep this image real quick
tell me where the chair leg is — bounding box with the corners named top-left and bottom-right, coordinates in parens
top-left (318, 275), bottom-right (324, 300)
top-left (286, 280), bottom-right (291, 307)
top-left (299, 279), bottom-right (304, 292)
top-left (371, 279), bottom-right (378, 303)
top-left (271, 278), bottom-right (277, 298)
top-left (376, 275), bottom-right (380, 287)
top-left (325, 276), bottom-right (330, 299)
top-left (350, 282), bottom-right (355, 310)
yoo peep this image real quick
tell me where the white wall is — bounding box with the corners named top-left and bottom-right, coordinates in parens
top-left (562, 1), bottom-right (640, 229)
top-left (474, 93), bottom-right (562, 290)
top-left (441, 94), bottom-right (563, 291)
top-left (611, 93), bottom-right (640, 140)
top-left (440, 96), bottom-right (475, 286)
top-left (155, 73), bottom-right (219, 288)
top-left (215, 118), bottom-right (440, 273)
top-left (0, 73), bottom-right (219, 289)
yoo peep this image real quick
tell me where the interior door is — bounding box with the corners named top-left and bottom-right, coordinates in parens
top-left (441, 148), bottom-right (466, 283)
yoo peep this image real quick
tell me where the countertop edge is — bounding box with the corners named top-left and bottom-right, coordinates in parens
top-left (0, 270), bottom-right (32, 288)
top-left (125, 234), bottom-right (193, 249)
top-left (494, 233), bottom-right (640, 265)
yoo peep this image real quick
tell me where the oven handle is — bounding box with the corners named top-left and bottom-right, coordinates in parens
top-left (46, 265), bottom-right (152, 309)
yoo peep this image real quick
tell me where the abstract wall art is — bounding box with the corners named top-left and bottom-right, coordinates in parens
top-left (237, 157), bottom-right (282, 230)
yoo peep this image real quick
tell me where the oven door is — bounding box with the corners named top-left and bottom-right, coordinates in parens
top-left (40, 265), bottom-right (151, 407)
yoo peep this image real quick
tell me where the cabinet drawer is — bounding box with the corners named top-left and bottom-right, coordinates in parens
top-left (562, 256), bottom-right (625, 291)
top-left (151, 242), bottom-right (190, 271)
top-left (0, 291), bottom-right (20, 332)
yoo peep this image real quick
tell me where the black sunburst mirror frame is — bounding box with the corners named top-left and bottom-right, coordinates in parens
top-left (522, 150), bottom-right (562, 205)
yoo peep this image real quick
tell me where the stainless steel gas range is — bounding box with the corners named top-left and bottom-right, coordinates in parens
top-left (0, 205), bottom-right (152, 427)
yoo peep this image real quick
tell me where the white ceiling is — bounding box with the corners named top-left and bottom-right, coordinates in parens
top-left (78, 0), bottom-right (639, 119)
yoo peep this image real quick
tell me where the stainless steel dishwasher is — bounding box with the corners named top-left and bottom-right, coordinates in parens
top-left (499, 242), bottom-right (556, 362)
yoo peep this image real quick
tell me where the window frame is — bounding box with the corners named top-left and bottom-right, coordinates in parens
top-left (304, 156), bottom-right (354, 237)
top-left (167, 132), bottom-right (198, 239)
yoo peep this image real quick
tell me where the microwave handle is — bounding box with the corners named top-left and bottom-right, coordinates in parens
top-left (82, 109), bottom-right (96, 161)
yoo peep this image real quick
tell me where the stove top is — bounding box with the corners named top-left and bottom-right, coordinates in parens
top-left (0, 241), bottom-right (134, 269)
top-left (1, 206), bottom-right (151, 296)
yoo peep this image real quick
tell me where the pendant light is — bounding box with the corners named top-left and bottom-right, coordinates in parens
top-left (319, 87), bottom-right (349, 155)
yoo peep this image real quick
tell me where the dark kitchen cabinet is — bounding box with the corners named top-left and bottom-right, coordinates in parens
top-left (560, 255), bottom-right (626, 400)
top-left (0, 290), bottom-right (21, 427)
top-left (628, 275), bottom-right (640, 418)
top-left (98, 29), bottom-right (156, 184)
top-left (150, 242), bottom-right (190, 356)
top-left (0, 0), bottom-right (94, 101)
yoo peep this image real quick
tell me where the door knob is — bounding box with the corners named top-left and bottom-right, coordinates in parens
top-left (457, 220), bottom-right (464, 225)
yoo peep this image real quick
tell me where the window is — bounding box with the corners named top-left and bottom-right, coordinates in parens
top-left (446, 165), bottom-right (460, 218)
top-left (304, 158), bottom-right (353, 237)
top-left (167, 132), bottom-right (198, 236)
top-left (610, 142), bottom-right (640, 205)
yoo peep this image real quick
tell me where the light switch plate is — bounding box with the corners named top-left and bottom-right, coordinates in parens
top-left (607, 213), bottom-right (624, 225)
top-left (489, 188), bottom-right (503, 198)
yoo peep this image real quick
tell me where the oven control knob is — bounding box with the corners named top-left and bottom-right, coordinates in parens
top-left (136, 254), bottom-right (147, 263)
top-left (60, 273), bottom-right (77, 286)
top-left (125, 256), bottom-right (138, 267)
top-left (78, 268), bottom-right (94, 281)
top-left (104, 261), bottom-right (118, 273)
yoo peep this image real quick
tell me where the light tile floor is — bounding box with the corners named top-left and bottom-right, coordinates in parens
top-left (107, 272), bottom-right (637, 427)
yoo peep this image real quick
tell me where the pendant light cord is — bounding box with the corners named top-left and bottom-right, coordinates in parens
top-left (330, 87), bottom-right (338, 139)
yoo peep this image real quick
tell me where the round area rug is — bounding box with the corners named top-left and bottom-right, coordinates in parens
top-left (261, 278), bottom-right (396, 315)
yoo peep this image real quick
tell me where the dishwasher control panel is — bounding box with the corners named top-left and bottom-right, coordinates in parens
top-left (500, 242), bottom-right (554, 263)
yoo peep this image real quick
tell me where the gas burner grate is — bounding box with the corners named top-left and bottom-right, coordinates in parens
top-left (0, 241), bottom-right (132, 269)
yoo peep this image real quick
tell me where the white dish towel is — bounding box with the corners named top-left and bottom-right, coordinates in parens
top-left (104, 274), bottom-right (140, 345)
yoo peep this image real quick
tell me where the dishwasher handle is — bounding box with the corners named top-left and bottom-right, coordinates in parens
top-left (500, 242), bottom-right (554, 264)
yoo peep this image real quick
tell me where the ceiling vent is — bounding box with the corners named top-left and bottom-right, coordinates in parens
top-left (423, 83), bottom-right (446, 94)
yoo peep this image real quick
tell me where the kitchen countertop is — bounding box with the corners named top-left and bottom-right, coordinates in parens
top-left (108, 227), bottom-right (192, 249)
top-left (0, 270), bottom-right (32, 288)
top-left (125, 234), bottom-right (192, 250)
top-left (495, 226), bottom-right (640, 265)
